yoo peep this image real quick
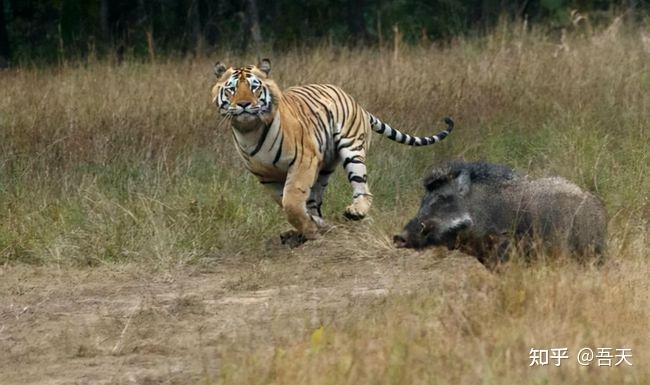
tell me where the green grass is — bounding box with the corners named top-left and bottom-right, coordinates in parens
top-left (0, 23), bottom-right (647, 266)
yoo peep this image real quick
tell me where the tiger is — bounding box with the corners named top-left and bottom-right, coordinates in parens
top-left (211, 58), bottom-right (454, 244)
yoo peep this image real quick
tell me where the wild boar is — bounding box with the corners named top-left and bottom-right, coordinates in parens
top-left (394, 161), bottom-right (607, 265)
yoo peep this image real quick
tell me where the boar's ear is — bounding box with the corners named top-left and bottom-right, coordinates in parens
top-left (455, 170), bottom-right (471, 196)
top-left (424, 174), bottom-right (447, 191)
top-left (423, 175), bottom-right (436, 191)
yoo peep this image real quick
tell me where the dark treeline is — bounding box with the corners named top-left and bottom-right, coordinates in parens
top-left (0, 0), bottom-right (644, 65)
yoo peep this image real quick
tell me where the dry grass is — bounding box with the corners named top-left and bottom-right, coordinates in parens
top-left (0, 20), bottom-right (648, 384)
top-left (218, 260), bottom-right (648, 385)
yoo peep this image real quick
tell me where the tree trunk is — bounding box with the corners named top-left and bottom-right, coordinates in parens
top-left (100, 0), bottom-right (110, 43)
top-left (347, 0), bottom-right (367, 44)
top-left (246, 0), bottom-right (262, 56)
top-left (0, 0), bottom-right (10, 67)
top-left (628, 0), bottom-right (637, 22)
top-left (189, 0), bottom-right (202, 55)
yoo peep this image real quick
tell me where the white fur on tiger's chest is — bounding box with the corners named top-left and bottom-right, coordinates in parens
top-left (232, 114), bottom-right (287, 179)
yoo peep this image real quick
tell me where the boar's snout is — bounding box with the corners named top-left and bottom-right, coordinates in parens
top-left (393, 233), bottom-right (409, 248)
top-left (393, 230), bottom-right (425, 249)
top-left (393, 218), bottom-right (432, 249)
top-left (394, 214), bottom-right (474, 249)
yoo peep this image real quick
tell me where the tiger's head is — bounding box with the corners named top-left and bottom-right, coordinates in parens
top-left (211, 58), bottom-right (279, 130)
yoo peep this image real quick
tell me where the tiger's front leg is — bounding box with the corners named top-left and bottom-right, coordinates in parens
top-left (306, 168), bottom-right (335, 221)
top-left (281, 158), bottom-right (324, 242)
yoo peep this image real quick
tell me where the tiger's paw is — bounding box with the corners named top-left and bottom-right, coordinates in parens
top-left (280, 229), bottom-right (321, 248)
top-left (280, 230), bottom-right (306, 247)
top-left (310, 215), bottom-right (334, 232)
top-left (343, 195), bottom-right (372, 221)
top-left (343, 199), bottom-right (371, 221)
top-left (343, 208), bottom-right (366, 221)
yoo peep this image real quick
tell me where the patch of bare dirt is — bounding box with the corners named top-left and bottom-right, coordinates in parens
top-left (0, 228), bottom-right (492, 384)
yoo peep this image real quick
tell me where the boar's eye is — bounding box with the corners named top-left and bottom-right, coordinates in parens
top-left (435, 194), bottom-right (454, 205)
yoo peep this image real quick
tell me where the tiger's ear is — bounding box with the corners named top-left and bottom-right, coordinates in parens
top-left (259, 58), bottom-right (271, 76)
top-left (214, 62), bottom-right (227, 78)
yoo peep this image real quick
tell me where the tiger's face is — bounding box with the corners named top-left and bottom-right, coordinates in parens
top-left (211, 59), bottom-right (276, 128)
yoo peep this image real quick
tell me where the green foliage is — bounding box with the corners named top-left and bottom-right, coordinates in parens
top-left (1, 0), bottom-right (644, 64)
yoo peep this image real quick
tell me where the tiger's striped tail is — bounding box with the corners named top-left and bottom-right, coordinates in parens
top-left (369, 114), bottom-right (454, 146)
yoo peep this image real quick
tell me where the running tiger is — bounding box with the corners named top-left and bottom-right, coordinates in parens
top-left (211, 59), bottom-right (454, 244)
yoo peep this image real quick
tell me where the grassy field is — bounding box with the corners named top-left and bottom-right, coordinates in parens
top-left (0, 20), bottom-right (648, 384)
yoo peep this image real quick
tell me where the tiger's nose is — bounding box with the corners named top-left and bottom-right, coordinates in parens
top-left (236, 101), bottom-right (251, 108)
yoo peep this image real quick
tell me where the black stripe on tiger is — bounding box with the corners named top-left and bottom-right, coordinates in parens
top-left (368, 115), bottom-right (454, 147)
top-left (212, 59), bottom-right (458, 237)
top-left (348, 173), bottom-right (368, 183)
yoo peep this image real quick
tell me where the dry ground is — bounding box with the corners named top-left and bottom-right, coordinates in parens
top-left (1, 223), bottom-right (648, 384)
top-left (1, 226), bottom-right (495, 384)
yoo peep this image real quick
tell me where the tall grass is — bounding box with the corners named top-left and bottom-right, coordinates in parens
top-left (0, 21), bottom-right (647, 267)
top-left (214, 256), bottom-right (648, 385)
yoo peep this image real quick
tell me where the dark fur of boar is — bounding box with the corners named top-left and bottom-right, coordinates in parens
top-left (394, 161), bottom-right (607, 265)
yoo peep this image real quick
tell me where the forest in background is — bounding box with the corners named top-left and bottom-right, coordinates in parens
top-left (0, 0), bottom-right (646, 65)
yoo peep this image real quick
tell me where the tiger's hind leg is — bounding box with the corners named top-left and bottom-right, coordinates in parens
top-left (260, 181), bottom-right (284, 207)
top-left (306, 169), bottom-right (334, 227)
top-left (340, 146), bottom-right (372, 220)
